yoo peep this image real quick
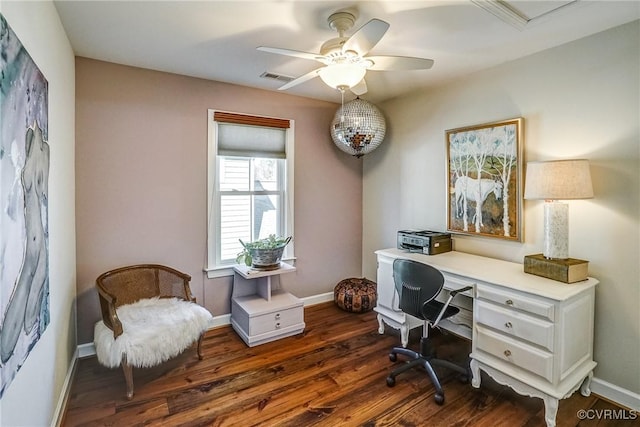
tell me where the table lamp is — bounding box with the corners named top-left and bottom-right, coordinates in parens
top-left (523, 159), bottom-right (593, 282)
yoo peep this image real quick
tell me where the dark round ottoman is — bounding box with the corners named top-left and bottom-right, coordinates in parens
top-left (334, 277), bottom-right (377, 313)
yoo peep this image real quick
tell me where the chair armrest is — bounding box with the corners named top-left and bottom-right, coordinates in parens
top-left (449, 285), bottom-right (473, 298)
top-left (430, 285), bottom-right (474, 328)
top-left (182, 280), bottom-right (196, 303)
top-left (152, 265), bottom-right (195, 302)
top-left (175, 273), bottom-right (196, 303)
top-left (96, 286), bottom-right (124, 338)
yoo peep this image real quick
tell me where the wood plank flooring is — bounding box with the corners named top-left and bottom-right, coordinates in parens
top-left (62, 302), bottom-right (637, 426)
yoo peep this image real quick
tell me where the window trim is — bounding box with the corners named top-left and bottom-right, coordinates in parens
top-left (206, 109), bottom-right (295, 278)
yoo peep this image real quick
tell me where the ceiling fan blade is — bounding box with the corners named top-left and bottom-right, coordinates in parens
top-left (257, 46), bottom-right (324, 63)
top-left (342, 19), bottom-right (389, 56)
top-left (366, 56), bottom-right (434, 71)
top-left (350, 79), bottom-right (368, 96)
top-left (277, 68), bottom-right (322, 91)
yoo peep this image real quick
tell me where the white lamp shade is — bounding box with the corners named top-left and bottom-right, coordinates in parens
top-left (524, 159), bottom-right (594, 200)
top-left (318, 64), bottom-right (366, 89)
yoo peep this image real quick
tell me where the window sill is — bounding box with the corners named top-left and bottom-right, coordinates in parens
top-left (204, 257), bottom-right (296, 279)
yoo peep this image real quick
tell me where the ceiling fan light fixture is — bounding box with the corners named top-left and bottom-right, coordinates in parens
top-left (317, 63), bottom-right (367, 89)
top-left (259, 11), bottom-right (433, 94)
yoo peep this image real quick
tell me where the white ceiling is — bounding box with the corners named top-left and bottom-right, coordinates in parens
top-left (54, 1), bottom-right (640, 104)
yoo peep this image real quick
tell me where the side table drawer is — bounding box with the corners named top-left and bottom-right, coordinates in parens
top-left (250, 305), bottom-right (303, 336)
top-left (231, 291), bottom-right (305, 343)
top-left (476, 300), bottom-right (554, 351)
top-left (475, 326), bottom-right (554, 382)
top-left (476, 284), bottom-right (555, 321)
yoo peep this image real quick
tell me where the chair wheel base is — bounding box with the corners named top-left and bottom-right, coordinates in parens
top-left (434, 393), bottom-right (444, 405)
top-left (389, 353), bottom-right (397, 362)
top-left (386, 376), bottom-right (396, 387)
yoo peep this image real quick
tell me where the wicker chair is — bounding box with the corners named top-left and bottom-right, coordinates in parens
top-left (94, 264), bottom-right (212, 399)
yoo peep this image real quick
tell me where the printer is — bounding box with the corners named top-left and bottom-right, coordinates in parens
top-left (397, 230), bottom-right (452, 255)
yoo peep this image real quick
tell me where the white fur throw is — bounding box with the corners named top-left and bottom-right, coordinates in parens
top-left (94, 297), bottom-right (212, 369)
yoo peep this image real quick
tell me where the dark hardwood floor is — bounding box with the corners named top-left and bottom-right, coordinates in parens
top-left (63, 302), bottom-right (636, 426)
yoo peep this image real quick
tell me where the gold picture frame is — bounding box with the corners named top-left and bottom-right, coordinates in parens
top-left (446, 118), bottom-right (524, 241)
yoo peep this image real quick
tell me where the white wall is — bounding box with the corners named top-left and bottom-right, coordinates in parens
top-left (0, 1), bottom-right (76, 425)
top-left (364, 21), bottom-right (640, 398)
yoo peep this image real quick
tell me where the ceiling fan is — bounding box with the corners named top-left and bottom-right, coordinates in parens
top-left (257, 11), bottom-right (434, 95)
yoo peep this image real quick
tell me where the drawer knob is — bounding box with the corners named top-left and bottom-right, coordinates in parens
top-left (275, 313), bottom-right (281, 320)
top-left (504, 350), bottom-right (512, 357)
top-left (275, 322), bottom-right (281, 329)
top-left (505, 322), bottom-right (513, 328)
top-left (505, 299), bottom-right (514, 306)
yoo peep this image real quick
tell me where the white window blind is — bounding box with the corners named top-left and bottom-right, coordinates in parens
top-left (217, 123), bottom-right (286, 159)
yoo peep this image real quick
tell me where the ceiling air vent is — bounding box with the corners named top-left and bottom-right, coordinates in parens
top-left (260, 71), bottom-right (294, 83)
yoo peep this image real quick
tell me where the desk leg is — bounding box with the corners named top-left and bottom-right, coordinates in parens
top-left (400, 324), bottom-right (409, 348)
top-left (580, 371), bottom-right (593, 397)
top-left (376, 314), bottom-right (385, 334)
top-left (543, 395), bottom-right (559, 427)
top-left (375, 313), bottom-right (412, 348)
top-left (470, 358), bottom-right (481, 388)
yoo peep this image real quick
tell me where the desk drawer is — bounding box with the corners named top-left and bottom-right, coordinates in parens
top-left (476, 300), bottom-right (554, 351)
top-left (476, 284), bottom-right (555, 321)
top-left (475, 326), bottom-right (554, 382)
top-left (249, 305), bottom-right (303, 336)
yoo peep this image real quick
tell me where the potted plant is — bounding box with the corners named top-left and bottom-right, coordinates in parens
top-left (236, 235), bottom-right (292, 270)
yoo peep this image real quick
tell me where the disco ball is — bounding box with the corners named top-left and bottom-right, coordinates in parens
top-left (330, 97), bottom-right (386, 158)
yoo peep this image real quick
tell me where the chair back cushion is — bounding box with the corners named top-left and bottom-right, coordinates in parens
top-left (393, 259), bottom-right (444, 319)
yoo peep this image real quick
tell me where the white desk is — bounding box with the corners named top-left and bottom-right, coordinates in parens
top-left (375, 248), bottom-right (598, 427)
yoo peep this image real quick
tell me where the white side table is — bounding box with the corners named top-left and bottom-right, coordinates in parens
top-left (231, 263), bottom-right (305, 347)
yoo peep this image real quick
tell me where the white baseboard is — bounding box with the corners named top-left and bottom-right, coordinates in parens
top-left (591, 377), bottom-right (640, 411)
top-left (51, 348), bottom-right (79, 427)
top-left (301, 291), bottom-right (334, 306)
top-left (210, 313), bottom-right (231, 329)
top-left (77, 342), bottom-right (96, 358)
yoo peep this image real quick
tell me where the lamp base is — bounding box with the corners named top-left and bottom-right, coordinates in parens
top-left (524, 254), bottom-right (589, 283)
top-left (543, 201), bottom-right (568, 259)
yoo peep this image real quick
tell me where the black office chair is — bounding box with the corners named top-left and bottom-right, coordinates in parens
top-left (386, 258), bottom-right (472, 405)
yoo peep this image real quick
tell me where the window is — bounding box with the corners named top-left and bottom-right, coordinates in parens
top-left (207, 110), bottom-right (294, 277)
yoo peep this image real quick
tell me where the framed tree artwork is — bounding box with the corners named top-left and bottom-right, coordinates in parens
top-left (446, 118), bottom-right (523, 241)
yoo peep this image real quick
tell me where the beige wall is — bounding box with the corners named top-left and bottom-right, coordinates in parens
top-left (363, 21), bottom-right (640, 398)
top-left (75, 58), bottom-right (363, 344)
top-left (0, 1), bottom-right (77, 426)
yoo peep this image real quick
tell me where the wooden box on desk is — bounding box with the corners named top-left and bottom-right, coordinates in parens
top-left (524, 254), bottom-right (589, 283)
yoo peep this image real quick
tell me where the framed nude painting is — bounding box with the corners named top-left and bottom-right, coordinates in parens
top-left (0, 14), bottom-right (50, 398)
top-left (446, 118), bottom-right (523, 241)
